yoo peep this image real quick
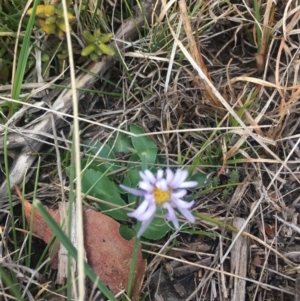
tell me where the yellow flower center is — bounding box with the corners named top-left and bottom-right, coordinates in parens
top-left (153, 186), bottom-right (171, 205)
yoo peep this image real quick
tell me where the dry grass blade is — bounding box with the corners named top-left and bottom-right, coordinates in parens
top-left (178, 0), bottom-right (220, 108)
top-left (230, 218), bottom-right (248, 301)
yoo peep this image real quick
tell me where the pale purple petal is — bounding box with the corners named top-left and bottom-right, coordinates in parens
top-left (141, 170), bottom-right (156, 184)
top-left (164, 203), bottom-right (179, 229)
top-left (128, 199), bottom-right (150, 219)
top-left (144, 194), bottom-right (155, 202)
top-left (172, 198), bottom-right (194, 209)
top-left (166, 169), bottom-right (174, 183)
top-left (169, 169), bottom-right (188, 188)
top-left (172, 189), bottom-right (187, 199)
top-left (157, 169), bottom-right (164, 180)
top-left (179, 180), bottom-right (198, 188)
top-left (156, 179), bottom-right (168, 191)
top-left (120, 184), bottom-right (145, 196)
top-left (177, 207), bottom-right (195, 223)
top-left (137, 213), bottom-right (155, 237)
top-left (139, 181), bottom-right (153, 191)
top-left (138, 202), bottom-right (156, 221)
top-left (139, 171), bottom-right (149, 182)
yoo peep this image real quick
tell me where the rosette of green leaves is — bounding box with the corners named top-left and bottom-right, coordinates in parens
top-left (81, 29), bottom-right (114, 60)
top-left (72, 124), bottom-right (206, 241)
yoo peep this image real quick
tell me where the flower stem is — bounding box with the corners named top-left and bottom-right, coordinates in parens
top-left (141, 152), bottom-right (148, 171)
top-left (127, 154), bottom-right (146, 298)
top-left (126, 234), bottom-right (140, 298)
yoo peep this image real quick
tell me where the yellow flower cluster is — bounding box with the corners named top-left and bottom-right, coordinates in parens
top-left (27, 0), bottom-right (75, 38)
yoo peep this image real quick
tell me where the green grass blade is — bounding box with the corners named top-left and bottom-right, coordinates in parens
top-left (253, 0), bottom-right (262, 52)
top-left (11, 0), bottom-right (40, 113)
top-left (3, 122), bottom-right (17, 251)
top-left (0, 267), bottom-right (24, 301)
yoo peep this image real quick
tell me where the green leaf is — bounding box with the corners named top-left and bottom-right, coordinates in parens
top-left (83, 140), bottom-right (119, 174)
top-left (80, 158), bottom-right (99, 171)
top-left (127, 153), bottom-right (141, 169)
top-left (141, 150), bottom-right (157, 167)
top-left (81, 169), bottom-right (127, 221)
top-left (130, 124), bottom-right (158, 165)
top-left (125, 169), bottom-right (141, 186)
top-left (87, 140), bottom-right (116, 159)
top-left (108, 132), bottom-right (132, 154)
top-left (190, 171), bottom-right (207, 188)
top-left (122, 170), bottom-right (141, 206)
top-left (119, 225), bottom-right (135, 240)
top-left (140, 208), bottom-right (170, 240)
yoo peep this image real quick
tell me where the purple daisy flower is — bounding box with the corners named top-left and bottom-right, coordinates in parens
top-left (120, 169), bottom-right (198, 237)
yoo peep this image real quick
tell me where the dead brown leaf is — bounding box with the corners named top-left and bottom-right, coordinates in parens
top-left (17, 186), bottom-right (146, 300)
